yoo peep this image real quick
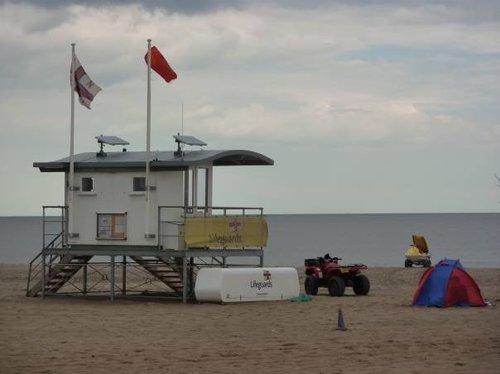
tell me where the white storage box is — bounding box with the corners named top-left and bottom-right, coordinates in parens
top-left (195, 267), bottom-right (300, 303)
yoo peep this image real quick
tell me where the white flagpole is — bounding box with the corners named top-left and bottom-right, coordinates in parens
top-left (69, 43), bottom-right (76, 240)
top-left (145, 39), bottom-right (152, 238)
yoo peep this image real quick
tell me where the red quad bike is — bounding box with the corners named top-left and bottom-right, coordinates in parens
top-left (304, 254), bottom-right (370, 296)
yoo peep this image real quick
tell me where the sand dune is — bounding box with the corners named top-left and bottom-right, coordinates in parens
top-left (1, 264), bottom-right (499, 373)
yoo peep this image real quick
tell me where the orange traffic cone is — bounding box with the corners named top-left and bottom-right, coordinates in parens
top-left (336, 308), bottom-right (347, 331)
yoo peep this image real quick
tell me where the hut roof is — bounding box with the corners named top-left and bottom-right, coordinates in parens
top-left (34, 149), bottom-right (274, 172)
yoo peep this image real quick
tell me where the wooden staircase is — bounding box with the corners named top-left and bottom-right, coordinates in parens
top-left (130, 256), bottom-right (184, 294)
top-left (27, 255), bottom-right (93, 297)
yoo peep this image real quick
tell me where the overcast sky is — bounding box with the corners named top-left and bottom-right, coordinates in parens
top-left (1, 0), bottom-right (499, 215)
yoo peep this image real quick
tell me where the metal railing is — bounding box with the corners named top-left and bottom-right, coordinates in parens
top-left (157, 205), bottom-right (265, 250)
top-left (26, 206), bottom-right (68, 296)
top-left (42, 206), bottom-right (68, 248)
top-left (26, 252), bottom-right (64, 296)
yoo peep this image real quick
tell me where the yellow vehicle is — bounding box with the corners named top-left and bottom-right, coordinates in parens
top-left (404, 235), bottom-right (431, 267)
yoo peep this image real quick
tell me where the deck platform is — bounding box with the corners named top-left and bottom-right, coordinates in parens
top-left (28, 245), bottom-right (264, 303)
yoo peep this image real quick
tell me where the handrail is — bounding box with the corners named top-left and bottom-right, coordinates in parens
top-left (46, 232), bottom-right (63, 249)
top-left (26, 206), bottom-right (67, 296)
top-left (26, 252), bottom-right (64, 296)
top-left (42, 205), bottom-right (67, 248)
top-left (26, 252), bottom-right (43, 295)
top-left (157, 205), bottom-right (266, 251)
top-left (159, 205), bottom-right (264, 215)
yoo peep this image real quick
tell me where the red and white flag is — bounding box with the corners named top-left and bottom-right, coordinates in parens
top-left (145, 46), bottom-right (177, 83)
top-left (71, 55), bottom-right (102, 109)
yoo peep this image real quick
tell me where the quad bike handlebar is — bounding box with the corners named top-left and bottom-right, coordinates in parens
top-left (323, 253), bottom-right (341, 262)
top-left (305, 254), bottom-right (342, 267)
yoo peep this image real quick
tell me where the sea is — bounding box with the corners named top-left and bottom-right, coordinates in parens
top-left (1, 213), bottom-right (499, 268)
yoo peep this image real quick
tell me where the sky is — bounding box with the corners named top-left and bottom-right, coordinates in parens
top-left (0, 0), bottom-right (499, 215)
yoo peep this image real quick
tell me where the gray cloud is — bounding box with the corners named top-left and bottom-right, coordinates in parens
top-left (1, 0), bottom-right (499, 214)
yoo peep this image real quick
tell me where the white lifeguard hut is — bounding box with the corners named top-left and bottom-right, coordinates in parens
top-left (27, 134), bottom-right (273, 303)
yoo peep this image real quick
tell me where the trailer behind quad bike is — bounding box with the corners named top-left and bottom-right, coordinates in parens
top-left (404, 235), bottom-right (431, 268)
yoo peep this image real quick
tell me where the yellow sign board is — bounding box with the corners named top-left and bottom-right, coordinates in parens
top-left (184, 216), bottom-right (268, 248)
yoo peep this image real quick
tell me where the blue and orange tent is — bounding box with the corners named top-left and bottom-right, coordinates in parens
top-left (413, 258), bottom-right (486, 307)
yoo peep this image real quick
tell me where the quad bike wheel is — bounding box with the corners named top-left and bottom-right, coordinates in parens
top-left (304, 275), bottom-right (318, 295)
top-left (404, 259), bottom-right (412, 268)
top-left (327, 276), bottom-right (346, 297)
top-left (353, 274), bottom-right (370, 295)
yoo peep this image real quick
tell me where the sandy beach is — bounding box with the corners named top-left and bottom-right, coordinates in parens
top-left (1, 264), bottom-right (499, 373)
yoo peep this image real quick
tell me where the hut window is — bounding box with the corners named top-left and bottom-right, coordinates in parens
top-left (97, 213), bottom-right (127, 240)
top-left (82, 177), bottom-right (94, 192)
top-left (133, 177), bottom-right (146, 191)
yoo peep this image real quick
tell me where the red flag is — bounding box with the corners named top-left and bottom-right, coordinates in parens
top-left (145, 46), bottom-right (177, 83)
